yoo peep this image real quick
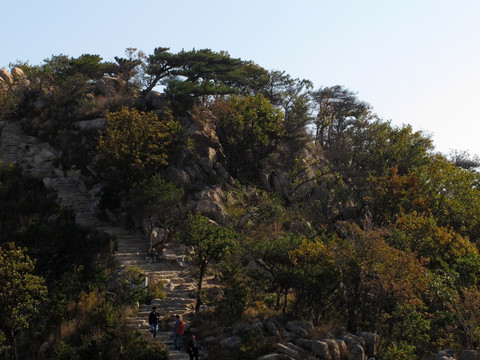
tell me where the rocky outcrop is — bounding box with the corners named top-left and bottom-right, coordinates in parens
top-left (95, 76), bottom-right (126, 97)
top-left (0, 68), bottom-right (13, 84)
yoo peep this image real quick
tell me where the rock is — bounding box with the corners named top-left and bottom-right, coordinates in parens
top-left (194, 185), bottom-right (225, 203)
top-left (199, 147), bottom-right (217, 173)
top-left (0, 68), bottom-right (13, 84)
top-left (436, 349), bottom-right (456, 360)
top-left (351, 344), bottom-right (365, 360)
top-left (295, 338), bottom-right (313, 351)
top-left (165, 166), bottom-right (192, 188)
top-left (95, 76), bottom-right (125, 97)
top-left (322, 339), bottom-right (341, 360)
top-left (343, 333), bottom-right (365, 350)
top-left (272, 171), bottom-right (290, 199)
top-left (335, 340), bottom-right (349, 360)
top-left (195, 201), bottom-right (228, 225)
top-left (74, 117), bottom-right (106, 131)
top-left (252, 321), bottom-right (266, 335)
top-left (145, 90), bottom-right (167, 109)
top-left (461, 350), bottom-right (480, 360)
top-left (220, 335), bottom-right (242, 350)
top-left (265, 319), bottom-right (280, 337)
top-left (285, 320), bottom-right (314, 337)
top-left (150, 228), bottom-right (166, 248)
top-left (276, 343), bottom-right (303, 360)
top-left (233, 321), bottom-right (252, 335)
top-left (11, 67), bottom-right (26, 79)
top-left (257, 354), bottom-right (294, 360)
top-left (356, 331), bottom-right (379, 358)
top-left (260, 171), bottom-right (273, 191)
top-left (311, 340), bottom-right (331, 360)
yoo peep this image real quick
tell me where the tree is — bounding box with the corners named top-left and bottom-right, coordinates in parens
top-left (0, 243), bottom-right (47, 359)
top-left (128, 174), bottom-right (184, 252)
top-left (192, 94), bottom-right (285, 182)
top-left (179, 213), bottom-right (238, 313)
top-left (96, 106), bottom-right (183, 184)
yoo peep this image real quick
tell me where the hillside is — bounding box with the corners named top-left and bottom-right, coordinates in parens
top-left (2, 48), bottom-right (480, 360)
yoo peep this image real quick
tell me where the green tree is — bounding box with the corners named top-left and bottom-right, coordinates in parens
top-left (96, 106), bottom-right (183, 184)
top-left (179, 213), bottom-right (238, 313)
top-left (0, 243), bottom-right (47, 359)
top-left (192, 94), bottom-right (285, 182)
top-left (129, 174), bottom-right (184, 252)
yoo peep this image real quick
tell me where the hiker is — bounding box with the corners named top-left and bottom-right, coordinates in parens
top-left (173, 314), bottom-right (185, 350)
top-left (148, 306), bottom-right (160, 338)
top-left (186, 334), bottom-right (199, 360)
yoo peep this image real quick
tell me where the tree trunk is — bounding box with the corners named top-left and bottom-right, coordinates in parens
top-left (195, 262), bottom-right (206, 314)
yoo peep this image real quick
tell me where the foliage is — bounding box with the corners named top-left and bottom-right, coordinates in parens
top-left (192, 94), bottom-right (285, 182)
top-left (96, 106), bottom-right (183, 184)
top-left (128, 174), bottom-right (184, 251)
top-left (179, 213), bottom-right (239, 313)
top-left (0, 243), bottom-right (47, 358)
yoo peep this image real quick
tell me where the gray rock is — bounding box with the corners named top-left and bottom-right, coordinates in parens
top-left (145, 90), bottom-right (167, 109)
top-left (435, 349), bottom-right (456, 360)
top-left (193, 185), bottom-right (225, 203)
top-left (351, 344), bottom-right (365, 360)
top-left (195, 201), bottom-right (228, 225)
top-left (265, 319), bottom-right (280, 337)
top-left (322, 339), bottom-right (341, 360)
top-left (95, 76), bottom-right (125, 97)
top-left (461, 350), bottom-right (480, 360)
top-left (220, 335), bottom-right (242, 350)
top-left (312, 340), bottom-right (331, 360)
top-left (355, 331), bottom-right (379, 358)
top-left (257, 354), bottom-right (294, 360)
top-left (276, 343), bottom-right (303, 360)
top-left (165, 166), bottom-right (191, 188)
top-left (272, 171), bottom-right (290, 199)
top-left (74, 117), bottom-right (106, 131)
top-left (295, 338), bottom-right (313, 351)
top-left (233, 321), bottom-right (252, 335)
top-left (343, 333), bottom-right (366, 350)
top-left (285, 320), bottom-right (314, 337)
top-left (335, 340), bottom-right (349, 360)
top-left (252, 321), bottom-right (266, 335)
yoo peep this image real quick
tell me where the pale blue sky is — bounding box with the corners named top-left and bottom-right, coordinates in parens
top-left (2, 0), bottom-right (480, 156)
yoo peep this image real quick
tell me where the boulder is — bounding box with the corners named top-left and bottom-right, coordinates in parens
top-left (355, 331), bottom-right (379, 358)
top-left (322, 339), bottom-right (341, 360)
top-left (95, 76), bottom-right (125, 97)
top-left (311, 340), bottom-right (331, 360)
top-left (145, 90), bottom-right (167, 109)
top-left (165, 166), bottom-right (192, 188)
top-left (74, 117), bottom-right (106, 131)
top-left (351, 344), bottom-right (365, 360)
top-left (194, 185), bottom-right (225, 203)
top-left (436, 349), bottom-right (456, 360)
top-left (461, 350), bottom-right (480, 360)
top-left (342, 333), bottom-right (365, 350)
top-left (195, 201), bottom-right (228, 225)
top-left (220, 336), bottom-right (242, 350)
top-left (271, 171), bottom-right (290, 199)
top-left (285, 320), bottom-right (314, 337)
top-left (276, 343), bottom-right (303, 360)
top-left (295, 338), bottom-right (313, 351)
top-left (335, 340), bottom-right (349, 360)
top-left (0, 68), bottom-right (13, 84)
top-left (233, 322), bottom-right (252, 335)
top-left (265, 320), bottom-right (280, 337)
top-left (199, 147), bottom-right (218, 173)
top-left (257, 354), bottom-right (294, 360)
top-left (11, 67), bottom-right (26, 79)
top-left (252, 321), bottom-right (266, 336)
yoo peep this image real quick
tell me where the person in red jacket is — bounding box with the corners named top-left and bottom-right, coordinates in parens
top-left (174, 314), bottom-right (185, 350)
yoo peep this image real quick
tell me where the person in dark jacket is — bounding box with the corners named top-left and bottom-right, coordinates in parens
top-left (186, 334), bottom-right (199, 360)
top-left (148, 306), bottom-right (159, 338)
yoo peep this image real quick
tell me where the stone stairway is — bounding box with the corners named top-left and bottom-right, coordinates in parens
top-left (0, 120), bottom-right (197, 360)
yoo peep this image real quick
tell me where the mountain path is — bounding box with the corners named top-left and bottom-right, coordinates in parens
top-left (0, 120), bottom-right (200, 360)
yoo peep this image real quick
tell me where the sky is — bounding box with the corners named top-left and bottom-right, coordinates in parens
top-left (2, 0), bottom-right (480, 156)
